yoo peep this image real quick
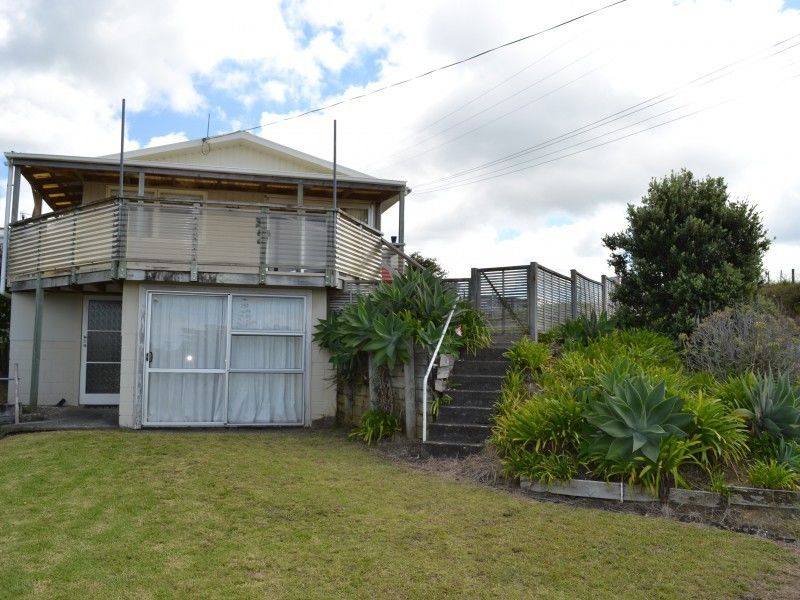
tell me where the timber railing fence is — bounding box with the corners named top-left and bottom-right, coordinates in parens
top-left (445, 262), bottom-right (617, 341)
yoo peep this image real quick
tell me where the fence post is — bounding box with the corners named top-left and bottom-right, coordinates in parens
top-left (570, 269), bottom-right (578, 320)
top-left (528, 262), bottom-right (538, 341)
top-left (601, 275), bottom-right (608, 314)
top-left (469, 268), bottom-right (480, 308)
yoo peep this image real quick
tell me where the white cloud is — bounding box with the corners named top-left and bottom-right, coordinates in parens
top-left (145, 132), bottom-right (189, 148)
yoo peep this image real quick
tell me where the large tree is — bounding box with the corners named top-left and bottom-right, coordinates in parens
top-left (603, 169), bottom-right (770, 337)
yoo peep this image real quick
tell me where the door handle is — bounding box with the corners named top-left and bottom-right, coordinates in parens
top-left (145, 351), bottom-right (153, 365)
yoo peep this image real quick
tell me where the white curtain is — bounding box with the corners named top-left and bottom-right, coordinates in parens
top-left (228, 296), bottom-right (304, 424)
top-left (147, 294), bottom-right (226, 423)
top-left (228, 374), bottom-right (303, 424)
top-left (146, 293), bottom-right (305, 425)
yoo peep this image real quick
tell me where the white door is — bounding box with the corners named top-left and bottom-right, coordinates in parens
top-left (80, 297), bottom-right (122, 405)
top-left (142, 292), bottom-right (306, 426)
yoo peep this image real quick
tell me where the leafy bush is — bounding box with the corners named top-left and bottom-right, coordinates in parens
top-left (685, 303), bottom-right (800, 378)
top-left (735, 372), bottom-right (800, 440)
top-left (314, 268), bottom-right (492, 396)
top-left (636, 436), bottom-right (701, 498)
top-left (684, 394), bottom-right (749, 466)
top-left (539, 311), bottom-right (616, 349)
top-left (748, 459), bottom-right (800, 491)
top-left (349, 410), bottom-right (401, 445)
top-left (503, 338), bottom-right (550, 374)
top-left (494, 394), bottom-right (584, 455)
top-left (603, 169), bottom-right (770, 338)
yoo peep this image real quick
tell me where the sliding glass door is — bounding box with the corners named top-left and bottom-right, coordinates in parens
top-left (144, 292), bottom-right (306, 426)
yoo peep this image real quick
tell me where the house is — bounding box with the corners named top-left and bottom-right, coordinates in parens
top-left (1, 131), bottom-right (409, 428)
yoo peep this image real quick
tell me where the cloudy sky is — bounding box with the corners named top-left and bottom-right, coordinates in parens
top-left (2, 0), bottom-right (799, 279)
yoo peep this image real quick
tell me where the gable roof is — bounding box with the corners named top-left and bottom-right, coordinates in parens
top-left (103, 131), bottom-right (372, 179)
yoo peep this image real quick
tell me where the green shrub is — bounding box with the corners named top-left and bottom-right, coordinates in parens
top-left (735, 372), bottom-right (800, 440)
top-left (503, 337), bottom-right (551, 374)
top-left (685, 303), bottom-right (800, 379)
top-left (527, 453), bottom-right (579, 484)
top-left (430, 393), bottom-right (452, 419)
top-left (314, 268), bottom-right (492, 391)
top-left (776, 439), bottom-right (800, 471)
top-left (748, 459), bottom-right (800, 491)
top-left (636, 436), bottom-right (702, 498)
top-left (349, 410), bottom-right (401, 445)
top-left (684, 394), bottom-right (749, 466)
top-left (540, 311), bottom-right (616, 350)
top-left (760, 281), bottom-right (800, 317)
top-left (494, 394), bottom-right (584, 455)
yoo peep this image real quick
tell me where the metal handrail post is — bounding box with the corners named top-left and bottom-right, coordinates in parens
top-left (422, 306), bottom-right (456, 443)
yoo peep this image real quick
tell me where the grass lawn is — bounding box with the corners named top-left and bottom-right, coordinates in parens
top-left (0, 430), bottom-right (796, 599)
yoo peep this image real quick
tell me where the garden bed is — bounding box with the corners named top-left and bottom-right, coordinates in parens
top-left (520, 477), bottom-right (800, 511)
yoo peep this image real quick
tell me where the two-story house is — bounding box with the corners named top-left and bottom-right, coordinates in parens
top-left (2, 131), bottom-right (409, 428)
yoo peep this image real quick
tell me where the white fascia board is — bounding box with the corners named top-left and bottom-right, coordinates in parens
top-left (4, 151), bottom-right (407, 189)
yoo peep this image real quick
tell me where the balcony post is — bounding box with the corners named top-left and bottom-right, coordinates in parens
top-left (258, 206), bottom-right (269, 284)
top-left (1, 162), bottom-right (14, 295)
top-left (325, 210), bottom-right (338, 287)
top-left (190, 202), bottom-right (199, 282)
top-left (112, 197), bottom-right (128, 279)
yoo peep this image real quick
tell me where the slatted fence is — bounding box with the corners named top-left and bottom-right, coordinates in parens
top-left (446, 262), bottom-right (617, 340)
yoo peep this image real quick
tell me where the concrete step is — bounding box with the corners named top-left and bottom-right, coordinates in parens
top-left (422, 440), bottom-right (483, 458)
top-left (427, 422), bottom-right (493, 444)
top-left (436, 405), bottom-right (492, 425)
top-left (449, 374), bottom-right (504, 392)
top-left (454, 359), bottom-right (508, 376)
top-left (447, 389), bottom-right (500, 408)
top-left (470, 346), bottom-right (511, 361)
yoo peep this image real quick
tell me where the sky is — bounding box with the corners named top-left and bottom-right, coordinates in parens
top-left (1, 0), bottom-right (799, 280)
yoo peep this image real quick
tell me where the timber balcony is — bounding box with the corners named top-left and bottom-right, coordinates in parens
top-left (6, 197), bottom-right (384, 290)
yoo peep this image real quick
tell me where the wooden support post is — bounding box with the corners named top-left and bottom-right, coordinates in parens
top-left (137, 172), bottom-right (145, 196)
top-left (10, 167), bottom-right (20, 223)
top-left (528, 262), bottom-right (538, 341)
top-left (470, 268), bottom-right (480, 308)
top-left (570, 269), bottom-right (578, 320)
top-left (404, 340), bottom-right (416, 439)
top-left (30, 276), bottom-right (44, 408)
top-left (32, 192), bottom-right (43, 218)
top-left (398, 188), bottom-right (406, 246)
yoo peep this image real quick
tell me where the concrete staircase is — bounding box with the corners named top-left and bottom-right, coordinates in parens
top-left (423, 343), bottom-right (511, 457)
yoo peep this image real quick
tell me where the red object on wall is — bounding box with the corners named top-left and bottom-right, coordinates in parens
top-left (381, 267), bottom-right (393, 282)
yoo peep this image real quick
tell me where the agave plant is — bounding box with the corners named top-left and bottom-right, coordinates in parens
top-left (585, 377), bottom-right (692, 463)
top-left (735, 372), bottom-right (800, 440)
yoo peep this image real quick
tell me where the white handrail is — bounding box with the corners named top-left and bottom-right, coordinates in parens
top-left (422, 306), bottom-right (457, 442)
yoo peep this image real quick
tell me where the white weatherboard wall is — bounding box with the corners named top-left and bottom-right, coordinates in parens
top-left (120, 283), bottom-right (336, 429)
top-left (9, 291), bottom-right (83, 405)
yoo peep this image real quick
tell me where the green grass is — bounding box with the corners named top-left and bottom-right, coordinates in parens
top-left (0, 431), bottom-right (795, 599)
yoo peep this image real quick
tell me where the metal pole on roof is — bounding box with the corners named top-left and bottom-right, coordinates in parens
top-left (332, 120), bottom-right (337, 211)
top-left (119, 98), bottom-right (126, 196)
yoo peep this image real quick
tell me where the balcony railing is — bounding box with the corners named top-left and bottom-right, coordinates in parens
top-left (6, 197), bottom-right (383, 289)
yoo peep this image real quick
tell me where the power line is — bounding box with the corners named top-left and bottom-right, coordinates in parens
top-left (413, 34), bottom-right (800, 191)
top-left (204, 0), bottom-right (631, 140)
top-left (414, 68), bottom-right (800, 196)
